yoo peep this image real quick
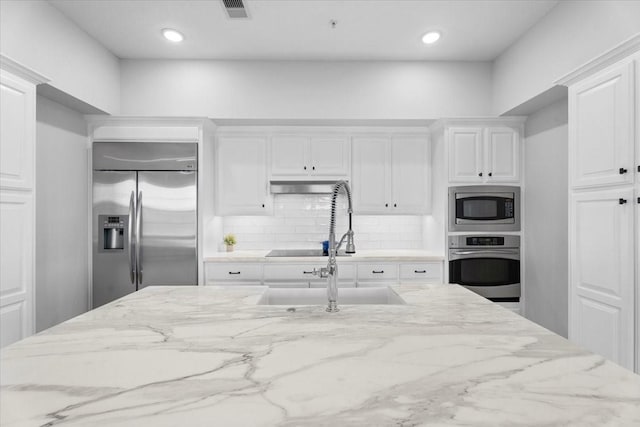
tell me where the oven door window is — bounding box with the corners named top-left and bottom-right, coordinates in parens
top-left (449, 258), bottom-right (520, 286)
top-left (456, 196), bottom-right (514, 221)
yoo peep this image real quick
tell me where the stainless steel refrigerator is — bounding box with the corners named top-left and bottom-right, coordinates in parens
top-left (92, 142), bottom-right (197, 308)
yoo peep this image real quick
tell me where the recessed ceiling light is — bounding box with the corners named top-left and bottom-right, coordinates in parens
top-left (422, 31), bottom-right (441, 45)
top-left (162, 28), bottom-right (184, 43)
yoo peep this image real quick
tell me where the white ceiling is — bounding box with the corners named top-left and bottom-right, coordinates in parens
top-left (49, 0), bottom-right (558, 61)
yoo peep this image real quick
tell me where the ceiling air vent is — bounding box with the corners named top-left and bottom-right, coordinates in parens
top-left (222, 0), bottom-right (249, 19)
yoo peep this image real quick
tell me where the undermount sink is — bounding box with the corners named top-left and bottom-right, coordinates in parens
top-left (257, 287), bottom-right (406, 305)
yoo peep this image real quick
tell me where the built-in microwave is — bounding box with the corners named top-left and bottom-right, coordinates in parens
top-left (448, 185), bottom-right (520, 232)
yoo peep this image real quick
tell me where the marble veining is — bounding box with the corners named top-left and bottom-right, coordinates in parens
top-left (1, 284), bottom-right (639, 426)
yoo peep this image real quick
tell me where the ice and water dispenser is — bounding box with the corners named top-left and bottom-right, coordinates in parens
top-left (98, 215), bottom-right (126, 251)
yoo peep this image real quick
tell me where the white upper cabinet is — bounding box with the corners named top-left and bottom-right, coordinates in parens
top-left (352, 135), bottom-right (430, 214)
top-left (0, 71), bottom-right (35, 190)
top-left (270, 135), bottom-right (349, 178)
top-left (448, 127), bottom-right (483, 183)
top-left (570, 61), bottom-right (634, 189)
top-left (352, 137), bottom-right (390, 213)
top-left (448, 125), bottom-right (521, 184)
top-left (486, 127), bottom-right (520, 182)
top-left (217, 135), bottom-right (268, 215)
top-left (391, 137), bottom-right (430, 213)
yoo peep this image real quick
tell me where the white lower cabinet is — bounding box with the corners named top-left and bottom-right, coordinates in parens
top-left (204, 263), bottom-right (262, 286)
top-left (204, 260), bottom-right (443, 289)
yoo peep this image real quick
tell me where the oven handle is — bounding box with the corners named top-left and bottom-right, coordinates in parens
top-left (450, 249), bottom-right (519, 255)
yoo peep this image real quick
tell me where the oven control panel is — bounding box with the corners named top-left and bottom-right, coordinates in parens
top-left (466, 236), bottom-right (504, 246)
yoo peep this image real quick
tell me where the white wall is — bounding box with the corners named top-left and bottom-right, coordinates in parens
top-left (120, 60), bottom-right (492, 119)
top-left (492, 1), bottom-right (640, 115)
top-left (523, 97), bottom-right (568, 337)
top-left (0, 0), bottom-right (120, 114)
top-left (220, 195), bottom-right (425, 252)
top-left (35, 95), bottom-right (89, 332)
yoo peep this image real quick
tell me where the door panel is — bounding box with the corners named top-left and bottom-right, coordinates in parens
top-left (352, 137), bottom-right (389, 213)
top-left (271, 136), bottom-right (308, 176)
top-left (571, 62), bottom-right (633, 188)
top-left (391, 137), bottom-right (429, 213)
top-left (486, 127), bottom-right (519, 182)
top-left (449, 127), bottom-right (483, 183)
top-left (92, 171), bottom-right (137, 308)
top-left (570, 188), bottom-right (634, 369)
top-left (310, 136), bottom-right (349, 176)
top-left (137, 171), bottom-right (197, 288)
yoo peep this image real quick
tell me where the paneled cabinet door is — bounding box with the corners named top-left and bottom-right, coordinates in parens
top-left (309, 136), bottom-right (350, 176)
top-left (448, 127), bottom-right (483, 183)
top-left (485, 127), bottom-right (519, 182)
top-left (570, 61), bottom-right (634, 189)
top-left (352, 137), bottom-right (390, 213)
top-left (217, 136), bottom-right (268, 215)
top-left (271, 136), bottom-right (308, 176)
top-left (0, 191), bottom-right (34, 348)
top-left (570, 188), bottom-right (634, 370)
top-left (0, 71), bottom-right (35, 190)
top-left (391, 137), bottom-right (430, 213)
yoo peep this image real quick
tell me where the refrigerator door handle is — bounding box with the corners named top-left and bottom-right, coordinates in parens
top-left (136, 191), bottom-right (143, 286)
top-left (128, 191), bottom-right (136, 284)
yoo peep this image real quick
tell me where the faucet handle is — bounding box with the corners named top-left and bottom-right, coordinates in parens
top-left (312, 267), bottom-right (329, 278)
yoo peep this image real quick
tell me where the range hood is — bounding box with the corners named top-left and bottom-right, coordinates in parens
top-left (270, 180), bottom-right (346, 194)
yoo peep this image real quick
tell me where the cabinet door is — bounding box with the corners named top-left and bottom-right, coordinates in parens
top-left (271, 136), bottom-right (308, 176)
top-left (485, 127), bottom-right (519, 182)
top-left (570, 61), bottom-right (634, 188)
top-left (352, 137), bottom-right (390, 214)
top-left (570, 188), bottom-right (634, 370)
top-left (0, 71), bottom-right (35, 190)
top-left (448, 127), bottom-right (483, 183)
top-left (217, 136), bottom-right (268, 215)
top-left (0, 191), bottom-right (34, 348)
top-left (309, 136), bottom-right (350, 176)
top-left (391, 137), bottom-right (430, 213)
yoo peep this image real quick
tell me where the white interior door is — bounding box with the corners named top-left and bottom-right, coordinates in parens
top-left (570, 188), bottom-right (634, 369)
top-left (448, 127), bottom-right (483, 183)
top-left (570, 61), bottom-right (634, 188)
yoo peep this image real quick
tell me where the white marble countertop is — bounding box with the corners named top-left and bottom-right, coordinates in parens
top-left (2, 284), bottom-right (639, 426)
top-left (204, 249), bottom-right (445, 262)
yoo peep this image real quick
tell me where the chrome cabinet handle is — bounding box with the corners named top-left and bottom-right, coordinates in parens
top-left (128, 191), bottom-right (136, 285)
top-left (136, 191), bottom-right (143, 286)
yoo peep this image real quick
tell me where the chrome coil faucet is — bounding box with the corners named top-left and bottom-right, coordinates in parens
top-left (313, 180), bottom-right (356, 312)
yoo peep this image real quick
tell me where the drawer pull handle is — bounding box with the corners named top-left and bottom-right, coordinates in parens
top-left (414, 270), bottom-right (426, 274)
top-left (228, 271), bottom-right (241, 275)
top-left (303, 271), bottom-right (314, 274)
top-left (372, 270), bottom-right (384, 274)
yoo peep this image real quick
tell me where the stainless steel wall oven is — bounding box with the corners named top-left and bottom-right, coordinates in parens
top-left (448, 235), bottom-right (520, 302)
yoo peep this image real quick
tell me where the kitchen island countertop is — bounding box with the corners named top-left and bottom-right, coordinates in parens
top-left (1, 284), bottom-right (639, 426)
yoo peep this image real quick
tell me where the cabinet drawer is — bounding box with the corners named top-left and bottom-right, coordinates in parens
top-left (264, 264), bottom-right (355, 282)
top-left (205, 263), bottom-right (263, 282)
top-left (356, 264), bottom-right (398, 281)
top-left (399, 263), bottom-right (442, 282)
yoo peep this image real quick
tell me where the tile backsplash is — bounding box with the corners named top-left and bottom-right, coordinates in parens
top-left (221, 194), bottom-right (425, 251)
